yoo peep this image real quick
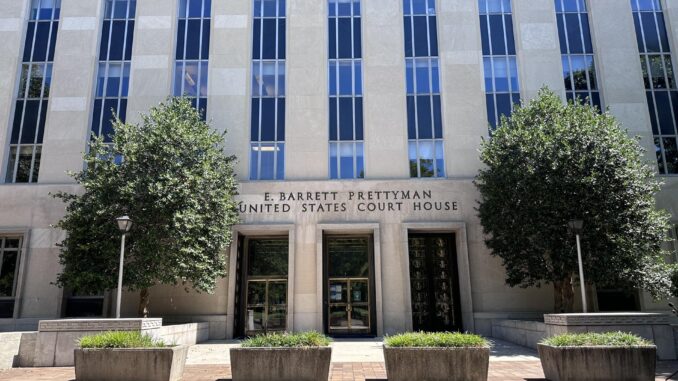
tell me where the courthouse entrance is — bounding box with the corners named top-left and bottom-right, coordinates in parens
top-left (234, 237), bottom-right (289, 337)
top-left (323, 235), bottom-right (376, 336)
top-left (408, 233), bottom-right (462, 332)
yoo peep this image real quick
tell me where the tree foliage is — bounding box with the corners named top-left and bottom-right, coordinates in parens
top-left (54, 97), bottom-right (240, 313)
top-left (475, 88), bottom-right (672, 312)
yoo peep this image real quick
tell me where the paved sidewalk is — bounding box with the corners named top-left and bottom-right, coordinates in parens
top-left (2, 362), bottom-right (678, 381)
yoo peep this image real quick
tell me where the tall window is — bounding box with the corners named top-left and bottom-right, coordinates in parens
top-left (328, 0), bottom-right (364, 179)
top-left (5, 0), bottom-right (60, 183)
top-left (631, 0), bottom-right (678, 174)
top-left (91, 0), bottom-right (136, 142)
top-left (479, 0), bottom-right (519, 129)
top-left (404, 0), bottom-right (444, 178)
top-left (174, 0), bottom-right (210, 115)
top-left (0, 237), bottom-right (22, 318)
top-left (555, 0), bottom-right (600, 109)
top-left (250, 0), bottom-right (285, 180)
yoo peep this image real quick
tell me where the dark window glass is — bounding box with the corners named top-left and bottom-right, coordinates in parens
top-left (185, 19), bottom-right (202, 59)
top-left (339, 98), bottom-right (353, 140)
top-left (416, 95), bottom-right (432, 139)
top-left (505, 16), bottom-right (515, 55)
top-left (496, 93), bottom-right (512, 120)
top-left (480, 16), bottom-right (490, 56)
top-left (38, 100), bottom-right (47, 142)
top-left (413, 16), bottom-right (429, 57)
top-left (657, 15), bottom-right (669, 52)
top-left (20, 100), bottom-right (39, 144)
top-left (201, 20), bottom-right (210, 59)
top-left (557, 16), bottom-right (567, 54)
top-left (407, 96), bottom-right (416, 139)
top-left (261, 98), bottom-right (276, 141)
top-left (248, 239), bottom-right (288, 276)
top-left (633, 14), bottom-right (644, 52)
top-left (277, 99), bottom-right (285, 140)
top-left (329, 98), bottom-right (337, 140)
top-left (108, 20), bottom-right (126, 60)
top-left (278, 19), bottom-right (286, 59)
top-left (353, 18), bottom-right (362, 58)
top-left (581, 16), bottom-right (592, 53)
top-left (125, 21), bottom-right (134, 60)
top-left (0, 252), bottom-right (17, 297)
top-left (642, 13), bottom-right (660, 52)
top-left (355, 98), bottom-right (363, 140)
top-left (664, 137), bottom-right (678, 173)
top-left (565, 14), bottom-right (582, 53)
top-left (253, 19), bottom-right (261, 59)
top-left (11, 102), bottom-right (24, 144)
top-left (429, 17), bottom-right (438, 57)
top-left (654, 91), bottom-right (674, 134)
top-left (489, 15), bottom-right (506, 55)
top-left (100, 21), bottom-right (111, 59)
top-left (433, 95), bottom-right (442, 139)
top-left (262, 19), bottom-right (277, 59)
top-left (33, 22), bottom-right (51, 62)
top-left (329, 20), bottom-right (336, 59)
top-left (338, 18), bottom-right (352, 58)
top-left (23, 23), bottom-right (35, 62)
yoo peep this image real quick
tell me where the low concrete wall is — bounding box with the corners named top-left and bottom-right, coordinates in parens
top-left (161, 315), bottom-right (227, 340)
top-left (33, 319), bottom-right (209, 367)
top-left (491, 319), bottom-right (547, 350)
top-left (0, 332), bottom-right (36, 369)
top-left (155, 323), bottom-right (209, 346)
top-left (544, 313), bottom-right (676, 360)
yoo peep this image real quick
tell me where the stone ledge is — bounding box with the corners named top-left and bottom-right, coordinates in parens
top-left (38, 318), bottom-right (162, 332)
top-left (544, 313), bottom-right (669, 326)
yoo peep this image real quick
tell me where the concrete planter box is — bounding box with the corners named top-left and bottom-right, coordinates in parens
top-left (538, 344), bottom-right (656, 381)
top-left (230, 347), bottom-right (331, 381)
top-left (383, 346), bottom-right (490, 381)
top-left (74, 345), bottom-right (188, 381)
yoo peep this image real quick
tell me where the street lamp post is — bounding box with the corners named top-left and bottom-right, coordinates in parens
top-left (115, 216), bottom-right (133, 319)
top-left (567, 219), bottom-right (587, 313)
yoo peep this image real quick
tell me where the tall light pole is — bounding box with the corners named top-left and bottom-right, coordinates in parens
top-left (568, 219), bottom-right (587, 313)
top-left (115, 216), bottom-right (133, 319)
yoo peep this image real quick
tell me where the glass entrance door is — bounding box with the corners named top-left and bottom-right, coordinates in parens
top-left (239, 238), bottom-right (289, 336)
top-left (408, 233), bottom-right (462, 332)
top-left (328, 278), bottom-right (369, 332)
top-left (325, 236), bottom-right (374, 335)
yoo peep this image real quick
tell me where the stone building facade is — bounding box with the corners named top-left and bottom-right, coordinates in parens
top-left (0, 0), bottom-right (677, 339)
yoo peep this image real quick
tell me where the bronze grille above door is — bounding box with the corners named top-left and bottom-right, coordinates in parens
top-left (408, 233), bottom-right (462, 332)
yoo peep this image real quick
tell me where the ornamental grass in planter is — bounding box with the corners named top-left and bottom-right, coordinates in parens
top-left (230, 331), bottom-right (332, 381)
top-left (538, 332), bottom-right (656, 381)
top-left (383, 332), bottom-right (491, 381)
top-left (75, 331), bottom-right (188, 381)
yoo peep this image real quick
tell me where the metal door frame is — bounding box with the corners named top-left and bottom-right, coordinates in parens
top-left (322, 234), bottom-right (376, 336)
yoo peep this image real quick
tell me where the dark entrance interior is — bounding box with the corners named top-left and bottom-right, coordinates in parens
top-left (408, 233), bottom-right (462, 332)
top-left (234, 236), bottom-right (289, 337)
top-left (323, 235), bottom-right (376, 336)
top-left (596, 289), bottom-right (641, 312)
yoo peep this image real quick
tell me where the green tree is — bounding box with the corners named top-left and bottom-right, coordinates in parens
top-left (54, 97), bottom-right (240, 316)
top-left (475, 88), bottom-right (672, 313)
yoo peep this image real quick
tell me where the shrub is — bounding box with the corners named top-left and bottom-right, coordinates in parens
top-left (79, 331), bottom-right (166, 349)
top-left (541, 332), bottom-right (653, 347)
top-left (241, 331), bottom-right (331, 348)
top-left (384, 332), bottom-right (489, 348)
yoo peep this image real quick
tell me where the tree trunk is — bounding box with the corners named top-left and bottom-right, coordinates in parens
top-left (138, 288), bottom-right (150, 318)
top-left (553, 276), bottom-right (575, 313)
